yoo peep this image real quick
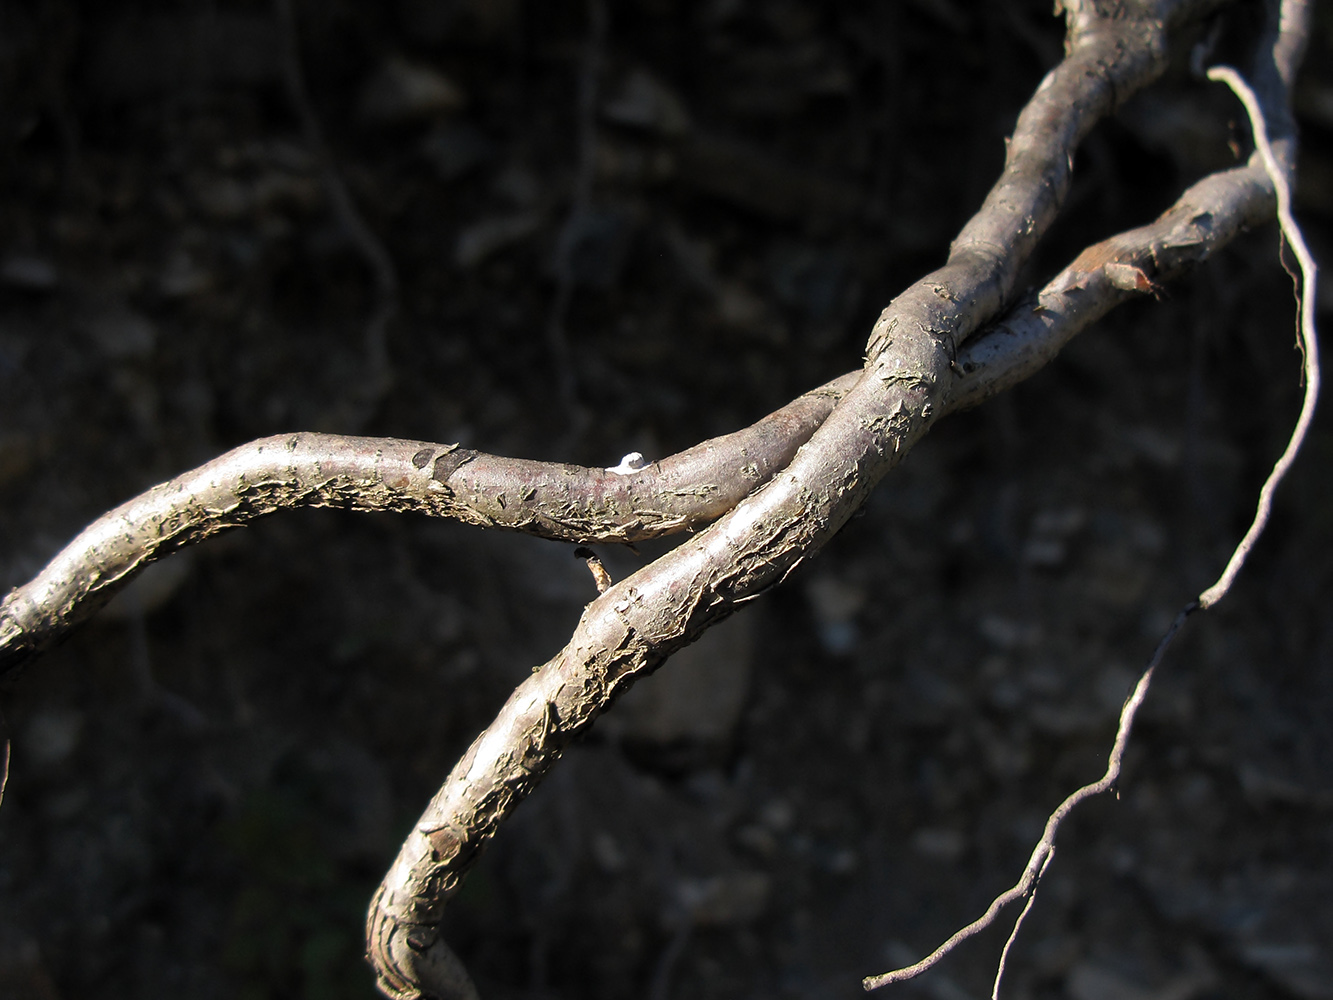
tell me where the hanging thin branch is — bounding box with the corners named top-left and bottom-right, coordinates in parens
top-left (863, 604), bottom-right (1197, 991)
top-left (1198, 63), bottom-right (1319, 609)
top-left (0, 3), bottom-right (1310, 1000)
top-left (864, 1), bottom-right (1315, 991)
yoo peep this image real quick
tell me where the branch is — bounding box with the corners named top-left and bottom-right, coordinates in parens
top-left (1199, 58), bottom-right (1318, 608)
top-left (364, 4), bottom-right (1234, 997)
top-left (950, 160), bottom-right (1278, 411)
top-left (952, 0), bottom-right (1310, 412)
top-left (0, 2), bottom-right (1262, 997)
top-left (0, 373), bottom-right (855, 679)
top-left (865, 1), bottom-right (1315, 992)
top-left (862, 605), bottom-right (1198, 992)
top-left (10, 0), bottom-right (1275, 690)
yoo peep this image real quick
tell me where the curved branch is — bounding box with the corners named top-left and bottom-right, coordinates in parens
top-left (953, 0), bottom-right (1310, 411)
top-left (364, 158), bottom-right (1281, 998)
top-left (0, 0), bottom-right (1221, 687)
top-left (0, 373), bottom-right (856, 679)
top-left (365, 4), bottom-right (1235, 997)
top-left (866, 6), bottom-right (1313, 985)
top-left (0, 2), bottom-right (1265, 997)
top-left (950, 161), bottom-right (1277, 410)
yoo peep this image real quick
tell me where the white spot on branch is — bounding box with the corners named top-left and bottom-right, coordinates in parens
top-left (606, 452), bottom-right (649, 475)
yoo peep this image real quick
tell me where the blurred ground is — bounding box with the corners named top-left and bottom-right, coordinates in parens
top-left (2, 2), bottom-right (1333, 999)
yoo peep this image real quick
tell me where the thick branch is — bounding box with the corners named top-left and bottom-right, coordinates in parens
top-left (865, 4), bottom-right (1312, 990)
top-left (950, 161), bottom-right (1276, 410)
top-left (953, 0), bottom-right (1310, 410)
top-left (865, 0), bottom-right (1214, 365)
top-left (364, 160), bottom-right (1280, 997)
top-left (0, 2), bottom-right (1263, 997)
top-left (0, 373), bottom-right (855, 679)
top-left (365, 4), bottom-right (1234, 997)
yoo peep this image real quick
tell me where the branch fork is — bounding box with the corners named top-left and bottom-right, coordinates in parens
top-left (0, 2), bottom-right (1315, 998)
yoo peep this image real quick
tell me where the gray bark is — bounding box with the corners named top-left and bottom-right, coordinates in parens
top-left (0, 1), bottom-right (1310, 998)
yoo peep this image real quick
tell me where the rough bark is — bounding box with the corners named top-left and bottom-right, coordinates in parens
top-left (0, 373), bottom-right (856, 677)
top-left (0, 1), bottom-right (1309, 998)
top-left (364, 2), bottom-right (1272, 996)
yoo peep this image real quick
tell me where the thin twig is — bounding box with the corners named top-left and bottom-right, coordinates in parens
top-left (574, 547), bottom-right (613, 594)
top-left (865, 30), bottom-right (1318, 998)
top-left (863, 604), bottom-right (1197, 991)
top-left (365, 7), bottom-right (1233, 997)
top-left (647, 921), bottom-right (692, 1000)
top-left (1198, 64), bottom-right (1319, 609)
top-left (991, 849), bottom-right (1053, 1000)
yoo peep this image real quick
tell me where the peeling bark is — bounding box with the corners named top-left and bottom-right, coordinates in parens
top-left (0, 1), bottom-right (1309, 998)
top-left (0, 373), bottom-right (856, 678)
top-left (951, 162), bottom-right (1276, 411)
top-left (364, 3), bottom-right (1269, 996)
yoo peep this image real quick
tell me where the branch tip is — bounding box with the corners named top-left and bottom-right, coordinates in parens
top-left (574, 547), bottom-right (613, 594)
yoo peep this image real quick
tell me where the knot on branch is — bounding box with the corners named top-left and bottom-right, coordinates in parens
top-left (367, 887), bottom-right (480, 1000)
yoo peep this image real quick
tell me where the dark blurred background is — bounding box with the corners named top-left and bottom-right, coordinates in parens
top-left (2, 1), bottom-right (1332, 998)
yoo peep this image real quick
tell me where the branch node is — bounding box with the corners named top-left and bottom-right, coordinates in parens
top-left (574, 547), bottom-right (613, 594)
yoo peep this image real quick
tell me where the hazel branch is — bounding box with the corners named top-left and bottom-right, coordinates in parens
top-left (0, 373), bottom-right (855, 679)
top-left (363, 4), bottom-right (1231, 997)
top-left (865, 2), bottom-right (1314, 992)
